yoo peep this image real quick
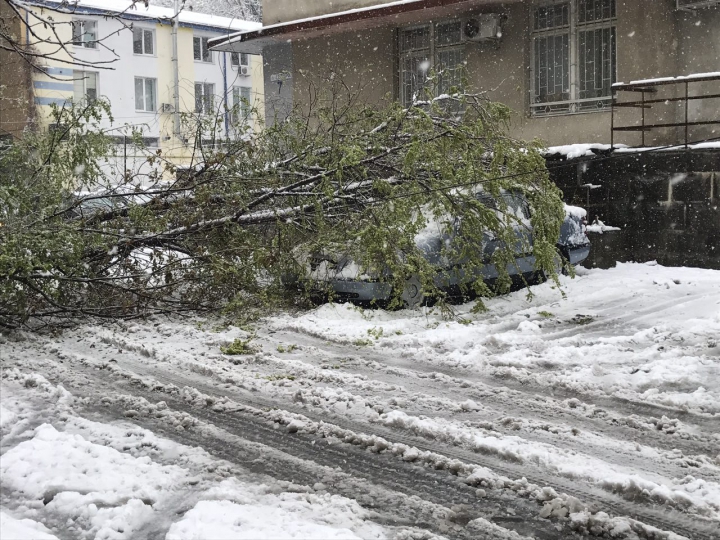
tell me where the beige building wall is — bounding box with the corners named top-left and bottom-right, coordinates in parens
top-left (274, 0), bottom-right (719, 148)
top-left (249, 53), bottom-right (265, 130)
top-left (292, 26), bottom-right (396, 109)
top-left (678, 8), bottom-right (720, 143)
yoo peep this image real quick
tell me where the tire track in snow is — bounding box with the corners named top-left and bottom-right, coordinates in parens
top-left (22, 339), bottom-right (719, 540)
top-left (259, 328), bottom-right (719, 455)
top-left (5, 358), bottom-right (553, 540)
top-left (71, 326), bottom-right (720, 482)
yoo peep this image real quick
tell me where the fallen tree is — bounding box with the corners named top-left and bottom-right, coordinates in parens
top-left (0, 81), bottom-right (565, 328)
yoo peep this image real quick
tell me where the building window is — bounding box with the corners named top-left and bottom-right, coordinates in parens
top-left (195, 82), bottom-right (215, 114)
top-left (531, 0), bottom-right (616, 116)
top-left (399, 21), bottom-right (464, 106)
top-left (193, 36), bottom-right (212, 62)
top-left (134, 77), bottom-right (156, 112)
top-left (230, 52), bottom-right (249, 67)
top-left (133, 27), bottom-right (154, 55)
top-left (72, 19), bottom-right (97, 49)
top-left (232, 86), bottom-right (251, 123)
top-left (73, 71), bottom-right (98, 104)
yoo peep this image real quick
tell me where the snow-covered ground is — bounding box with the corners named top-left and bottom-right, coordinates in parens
top-left (2, 262), bottom-right (719, 539)
top-left (0, 379), bottom-right (388, 540)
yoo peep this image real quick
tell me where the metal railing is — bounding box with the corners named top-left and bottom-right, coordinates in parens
top-left (610, 73), bottom-right (720, 148)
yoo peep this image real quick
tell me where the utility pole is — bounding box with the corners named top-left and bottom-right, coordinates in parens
top-left (171, 0), bottom-right (181, 140)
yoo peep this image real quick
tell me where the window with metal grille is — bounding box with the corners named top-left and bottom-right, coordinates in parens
top-left (73, 72), bottom-right (98, 104)
top-left (399, 21), bottom-right (464, 106)
top-left (193, 36), bottom-right (212, 62)
top-left (72, 19), bottom-right (97, 49)
top-left (134, 77), bottom-right (156, 112)
top-left (194, 83), bottom-right (215, 114)
top-left (531, 0), bottom-right (616, 116)
top-left (133, 27), bottom-right (154, 55)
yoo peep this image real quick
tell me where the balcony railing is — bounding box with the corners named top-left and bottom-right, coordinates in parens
top-left (610, 73), bottom-right (720, 148)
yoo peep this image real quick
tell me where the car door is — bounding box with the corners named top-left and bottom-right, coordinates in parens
top-left (500, 192), bottom-right (536, 274)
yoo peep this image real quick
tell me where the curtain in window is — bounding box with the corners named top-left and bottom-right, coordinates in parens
top-left (144, 79), bottom-right (155, 112)
top-left (195, 83), bottom-right (214, 113)
top-left (194, 83), bottom-right (203, 113)
top-left (135, 78), bottom-right (145, 110)
top-left (73, 72), bottom-right (97, 103)
top-left (133, 28), bottom-right (143, 54)
top-left (232, 87), bottom-right (251, 123)
top-left (203, 84), bottom-right (214, 113)
top-left (194, 37), bottom-right (211, 62)
top-left (144, 29), bottom-right (153, 55)
top-left (72, 20), bottom-right (96, 48)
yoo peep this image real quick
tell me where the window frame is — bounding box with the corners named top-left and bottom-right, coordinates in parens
top-left (71, 19), bottom-right (98, 49)
top-left (132, 26), bottom-right (155, 56)
top-left (398, 20), bottom-right (465, 107)
top-left (73, 71), bottom-right (98, 104)
top-left (530, 0), bottom-right (617, 117)
top-left (134, 76), bottom-right (157, 113)
top-left (231, 86), bottom-right (252, 124)
top-left (230, 52), bottom-right (250, 68)
top-left (194, 82), bottom-right (215, 114)
top-left (193, 36), bottom-right (213, 63)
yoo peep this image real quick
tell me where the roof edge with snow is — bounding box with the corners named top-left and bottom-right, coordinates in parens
top-left (19, 0), bottom-right (261, 34)
top-left (209, 0), bottom-right (504, 54)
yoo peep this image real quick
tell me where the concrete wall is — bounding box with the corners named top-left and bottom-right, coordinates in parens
top-left (263, 0), bottom-right (398, 25)
top-left (276, 0), bottom-right (719, 148)
top-left (292, 26), bottom-right (396, 110)
top-left (262, 42), bottom-right (294, 126)
top-left (552, 151), bottom-right (720, 270)
top-left (677, 5), bottom-right (720, 143)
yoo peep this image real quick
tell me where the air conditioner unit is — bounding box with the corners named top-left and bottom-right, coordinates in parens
top-left (161, 103), bottom-right (174, 113)
top-left (677, 0), bottom-right (720, 9)
top-left (463, 14), bottom-right (502, 42)
top-left (239, 65), bottom-right (250, 76)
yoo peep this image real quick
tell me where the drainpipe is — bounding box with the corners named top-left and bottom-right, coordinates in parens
top-left (171, 0), bottom-right (181, 140)
top-left (223, 53), bottom-right (229, 139)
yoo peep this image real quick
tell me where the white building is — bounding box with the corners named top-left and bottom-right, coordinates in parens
top-left (19, 0), bottom-right (263, 178)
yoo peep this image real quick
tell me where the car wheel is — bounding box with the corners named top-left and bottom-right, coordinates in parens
top-left (543, 249), bottom-right (569, 280)
top-left (401, 275), bottom-right (425, 309)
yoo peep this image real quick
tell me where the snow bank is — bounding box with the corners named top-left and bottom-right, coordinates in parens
top-left (0, 380), bottom-right (390, 540)
top-left (272, 262), bottom-right (720, 416)
top-left (0, 512), bottom-right (59, 540)
top-left (543, 143), bottom-right (626, 159)
top-left (1, 423), bottom-right (185, 539)
top-left (380, 410), bottom-right (720, 519)
top-left (167, 479), bottom-right (384, 540)
top-left (586, 223), bottom-right (621, 233)
top-left (564, 204), bottom-right (587, 219)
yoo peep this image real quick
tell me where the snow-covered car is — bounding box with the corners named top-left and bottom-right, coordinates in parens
top-left (299, 192), bottom-right (590, 308)
top-left (63, 188), bottom-right (158, 221)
